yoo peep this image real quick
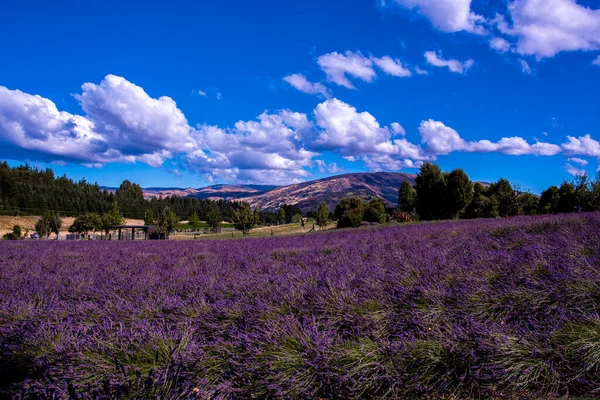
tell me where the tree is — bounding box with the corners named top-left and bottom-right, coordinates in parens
top-left (398, 181), bottom-right (417, 213)
top-left (335, 197), bottom-right (365, 228)
top-left (157, 207), bottom-right (179, 234)
top-left (102, 201), bottom-right (123, 232)
top-left (445, 169), bottom-right (473, 219)
top-left (49, 213), bottom-right (62, 238)
top-left (69, 213), bottom-right (102, 235)
top-left (3, 225), bottom-right (22, 240)
top-left (35, 211), bottom-right (61, 238)
top-left (232, 203), bottom-right (257, 235)
top-left (278, 207), bottom-right (286, 225)
top-left (364, 197), bottom-right (387, 224)
top-left (12, 225), bottom-right (22, 239)
top-left (35, 214), bottom-right (51, 238)
top-left (144, 208), bottom-right (155, 225)
top-left (206, 209), bottom-right (222, 231)
top-left (491, 178), bottom-right (519, 217)
top-left (188, 212), bottom-right (201, 229)
top-left (415, 162), bottom-right (446, 220)
top-left (464, 183), bottom-right (498, 219)
top-left (519, 193), bottom-right (539, 215)
top-left (539, 185), bottom-right (560, 214)
top-left (557, 182), bottom-right (577, 213)
top-left (316, 201), bottom-right (329, 230)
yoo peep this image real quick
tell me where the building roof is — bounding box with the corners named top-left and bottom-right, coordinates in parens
top-left (105, 225), bottom-right (157, 229)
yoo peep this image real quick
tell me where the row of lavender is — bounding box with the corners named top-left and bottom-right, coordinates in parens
top-left (1, 214), bottom-right (599, 398)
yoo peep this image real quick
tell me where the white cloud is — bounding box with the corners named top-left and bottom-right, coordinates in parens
top-left (187, 110), bottom-right (317, 184)
top-left (520, 59), bottom-right (533, 74)
top-left (312, 98), bottom-right (425, 162)
top-left (391, 122), bottom-right (406, 135)
top-left (315, 160), bottom-right (344, 174)
top-left (565, 163), bottom-right (587, 176)
top-left (568, 157), bottom-right (589, 166)
top-left (283, 73), bottom-right (331, 98)
top-left (561, 134), bottom-right (600, 157)
top-left (490, 37), bottom-right (511, 52)
top-left (419, 119), bottom-right (466, 155)
top-left (391, 0), bottom-right (485, 33)
top-left (424, 51), bottom-right (474, 73)
top-left (419, 119), bottom-right (562, 156)
top-left (415, 67), bottom-right (429, 75)
top-left (317, 51), bottom-right (377, 89)
top-left (75, 74), bottom-right (196, 157)
top-left (370, 56), bottom-right (412, 77)
top-left (593, 55), bottom-right (600, 66)
top-left (195, 90), bottom-right (207, 97)
top-left (497, 0), bottom-right (600, 59)
top-left (0, 85), bottom-right (126, 164)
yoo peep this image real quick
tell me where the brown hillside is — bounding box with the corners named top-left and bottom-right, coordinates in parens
top-left (237, 172), bottom-right (416, 212)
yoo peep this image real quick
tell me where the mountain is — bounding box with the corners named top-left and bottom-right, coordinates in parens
top-left (237, 172), bottom-right (415, 213)
top-left (101, 184), bottom-right (278, 200)
top-left (102, 172), bottom-right (415, 212)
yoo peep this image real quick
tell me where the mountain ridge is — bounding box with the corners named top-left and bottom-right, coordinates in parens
top-left (105, 172), bottom-right (416, 212)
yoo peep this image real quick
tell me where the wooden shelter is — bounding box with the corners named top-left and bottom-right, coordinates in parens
top-left (105, 225), bottom-right (158, 240)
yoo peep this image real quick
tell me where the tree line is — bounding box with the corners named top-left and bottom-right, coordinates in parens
top-left (0, 162), bottom-right (282, 224)
top-left (398, 162), bottom-right (600, 221)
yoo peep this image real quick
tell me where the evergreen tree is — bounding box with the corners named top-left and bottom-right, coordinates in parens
top-left (35, 214), bottom-right (52, 238)
top-left (335, 197), bottom-right (365, 228)
top-left (232, 203), bottom-right (257, 235)
top-left (445, 169), bottom-right (473, 219)
top-left (102, 201), bottom-right (124, 231)
top-left (206, 209), bottom-right (222, 230)
top-left (415, 162), bottom-right (446, 220)
top-left (364, 197), bottom-right (387, 224)
top-left (69, 213), bottom-right (102, 234)
top-left (398, 180), bottom-right (417, 213)
top-left (144, 208), bottom-right (155, 225)
top-left (278, 207), bottom-right (286, 225)
top-left (491, 178), bottom-right (519, 217)
top-left (157, 207), bottom-right (179, 234)
top-left (316, 201), bottom-right (329, 230)
top-left (539, 186), bottom-right (560, 214)
top-left (188, 212), bottom-right (201, 229)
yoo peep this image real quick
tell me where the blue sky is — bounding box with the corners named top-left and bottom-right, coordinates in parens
top-left (1, 0), bottom-right (599, 193)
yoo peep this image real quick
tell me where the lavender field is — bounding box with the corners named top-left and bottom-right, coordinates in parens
top-left (1, 214), bottom-right (600, 399)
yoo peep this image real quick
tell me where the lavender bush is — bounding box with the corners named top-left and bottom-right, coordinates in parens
top-left (1, 214), bottom-right (599, 399)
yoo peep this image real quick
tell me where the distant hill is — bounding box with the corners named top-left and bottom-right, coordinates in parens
top-left (236, 172), bottom-right (416, 212)
top-left (110, 172), bottom-right (415, 212)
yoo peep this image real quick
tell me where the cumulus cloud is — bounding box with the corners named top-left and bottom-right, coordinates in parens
top-left (561, 134), bottom-right (600, 157)
top-left (186, 110), bottom-right (317, 184)
top-left (490, 37), bottom-right (511, 52)
top-left (496, 0), bottom-right (600, 59)
top-left (75, 74), bottom-right (196, 157)
top-left (370, 56), bottom-right (412, 77)
top-left (419, 119), bottom-right (562, 156)
top-left (317, 51), bottom-right (377, 89)
top-left (312, 98), bottom-right (426, 162)
top-left (3, 74), bottom-right (599, 185)
top-left (283, 73), bottom-right (331, 98)
top-left (0, 85), bottom-right (127, 164)
top-left (593, 55), bottom-right (600, 66)
top-left (391, 0), bottom-right (485, 33)
top-left (415, 67), bottom-right (429, 75)
top-left (390, 122), bottom-right (406, 135)
top-left (424, 51), bottom-right (474, 73)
